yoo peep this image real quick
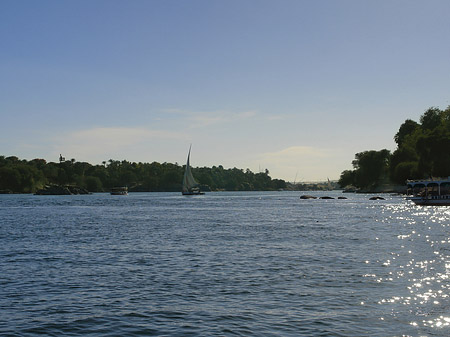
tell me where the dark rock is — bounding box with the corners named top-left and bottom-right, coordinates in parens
top-left (319, 196), bottom-right (334, 199)
top-left (300, 195), bottom-right (317, 199)
top-left (338, 196), bottom-right (347, 199)
top-left (67, 186), bottom-right (90, 195)
top-left (369, 196), bottom-right (385, 200)
top-left (35, 185), bottom-right (90, 195)
top-left (35, 185), bottom-right (70, 195)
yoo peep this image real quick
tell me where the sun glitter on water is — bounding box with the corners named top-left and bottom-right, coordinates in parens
top-left (375, 204), bottom-right (450, 331)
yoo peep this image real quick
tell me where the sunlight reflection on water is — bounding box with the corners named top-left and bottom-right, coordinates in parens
top-left (2, 192), bottom-right (450, 335)
top-left (375, 203), bottom-right (450, 331)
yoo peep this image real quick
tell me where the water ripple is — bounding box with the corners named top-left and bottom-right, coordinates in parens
top-left (1, 192), bottom-right (449, 335)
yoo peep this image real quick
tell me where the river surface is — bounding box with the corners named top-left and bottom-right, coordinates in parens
top-left (1, 191), bottom-right (450, 336)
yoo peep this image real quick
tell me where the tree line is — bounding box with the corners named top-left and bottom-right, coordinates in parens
top-left (338, 106), bottom-right (450, 191)
top-left (0, 156), bottom-right (287, 193)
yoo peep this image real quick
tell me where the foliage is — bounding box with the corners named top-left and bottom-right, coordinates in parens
top-left (0, 156), bottom-right (286, 193)
top-left (394, 119), bottom-right (419, 146)
top-left (349, 149), bottom-right (391, 190)
top-left (338, 170), bottom-right (356, 188)
top-left (391, 105), bottom-right (450, 183)
top-left (339, 105), bottom-right (450, 189)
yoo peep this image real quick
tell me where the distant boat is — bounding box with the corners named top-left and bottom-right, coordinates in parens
top-left (406, 178), bottom-right (450, 206)
top-left (111, 187), bottom-right (128, 195)
top-left (182, 146), bottom-right (204, 195)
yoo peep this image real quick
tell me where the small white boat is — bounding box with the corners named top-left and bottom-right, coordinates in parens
top-left (406, 178), bottom-right (450, 206)
top-left (111, 187), bottom-right (128, 195)
top-left (182, 146), bottom-right (204, 195)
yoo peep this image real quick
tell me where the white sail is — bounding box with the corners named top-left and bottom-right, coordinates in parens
top-left (182, 146), bottom-right (200, 194)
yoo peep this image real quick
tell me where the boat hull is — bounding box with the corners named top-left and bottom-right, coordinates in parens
top-left (406, 179), bottom-right (450, 206)
top-left (407, 196), bottom-right (450, 206)
top-left (111, 187), bottom-right (128, 195)
top-left (182, 191), bottom-right (205, 196)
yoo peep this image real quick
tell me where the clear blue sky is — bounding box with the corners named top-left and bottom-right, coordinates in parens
top-left (1, 0), bottom-right (449, 181)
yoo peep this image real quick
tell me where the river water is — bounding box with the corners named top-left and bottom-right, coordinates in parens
top-left (1, 191), bottom-right (450, 336)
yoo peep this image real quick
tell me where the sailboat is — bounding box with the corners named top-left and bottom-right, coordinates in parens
top-left (182, 146), bottom-right (204, 195)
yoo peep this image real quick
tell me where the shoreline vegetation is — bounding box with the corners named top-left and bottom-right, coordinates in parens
top-left (2, 106), bottom-right (448, 195)
top-left (0, 156), bottom-right (290, 194)
top-left (0, 155), bottom-right (344, 195)
top-left (338, 106), bottom-right (450, 192)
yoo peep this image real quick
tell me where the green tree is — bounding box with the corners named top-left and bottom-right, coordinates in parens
top-left (85, 176), bottom-right (103, 192)
top-left (442, 106), bottom-right (450, 130)
top-left (420, 107), bottom-right (442, 131)
top-left (351, 149), bottom-right (391, 189)
top-left (416, 126), bottom-right (450, 178)
top-left (394, 119), bottom-right (419, 146)
top-left (390, 145), bottom-right (419, 184)
top-left (0, 155), bottom-right (286, 193)
top-left (271, 179), bottom-right (287, 190)
top-left (340, 105), bottom-right (450, 188)
top-left (338, 170), bottom-right (356, 188)
top-left (393, 162), bottom-right (418, 184)
top-left (0, 167), bottom-right (21, 191)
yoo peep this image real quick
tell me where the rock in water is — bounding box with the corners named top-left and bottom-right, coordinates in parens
top-left (369, 196), bottom-right (385, 200)
top-left (35, 185), bottom-right (90, 195)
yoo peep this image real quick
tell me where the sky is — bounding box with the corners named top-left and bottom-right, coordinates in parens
top-left (1, 0), bottom-right (450, 182)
